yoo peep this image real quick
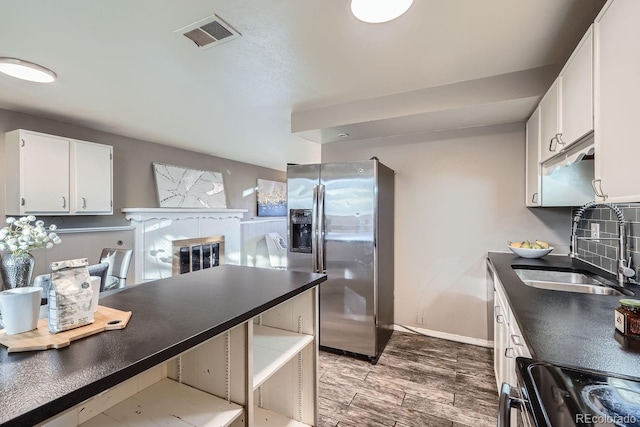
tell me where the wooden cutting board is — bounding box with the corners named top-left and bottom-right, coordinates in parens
top-left (0, 305), bottom-right (132, 353)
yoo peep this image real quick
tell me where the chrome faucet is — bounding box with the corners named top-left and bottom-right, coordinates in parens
top-left (570, 201), bottom-right (635, 287)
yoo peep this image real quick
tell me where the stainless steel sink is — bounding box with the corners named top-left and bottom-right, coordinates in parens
top-left (514, 269), bottom-right (624, 296)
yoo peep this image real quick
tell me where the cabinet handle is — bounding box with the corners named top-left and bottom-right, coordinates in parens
top-left (511, 334), bottom-right (524, 346)
top-left (591, 179), bottom-right (608, 201)
top-left (62, 196), bottom-right (66, 209)
top-left (82, 197), bottom-right (87, 209)
top-left (556, 133), bottom-right (565, 147)
top-left (20, 139), bottom-right (25, 147)
top-left (548, 136), bottom-right (558, 152)
top-left (505, 347), bottom-right (516, 358)
top-left (496, 314), bottom-right (505, 324)
top-left (531, 193), bottom-right (538, 204)
top-left (21, 198), bottom-right (25, 206)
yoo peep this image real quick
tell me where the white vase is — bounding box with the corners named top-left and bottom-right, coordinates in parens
top-left (0, 286), bottom-right (42, 335)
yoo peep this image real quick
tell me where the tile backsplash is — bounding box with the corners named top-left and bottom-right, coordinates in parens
top-left (572, 203), bottom-right (640, 276)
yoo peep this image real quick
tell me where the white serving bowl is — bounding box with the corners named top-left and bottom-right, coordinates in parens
top-left (508, 245), bottom-right (554, 258)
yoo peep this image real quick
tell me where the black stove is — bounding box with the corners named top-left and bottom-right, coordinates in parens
top-left (514, 358), bottom-right (640, 427)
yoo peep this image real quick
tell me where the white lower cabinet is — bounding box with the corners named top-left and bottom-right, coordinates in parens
top-left (493, 288), bottom-right (511, 392)
top-left (41, 288), bottom-right (318, 427)
top-left (490, 260), bottom-right (531, 427)
top-left (493, 278), bottom-right (532, 386)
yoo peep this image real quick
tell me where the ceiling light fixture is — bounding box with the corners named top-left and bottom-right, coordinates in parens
top-left (351, 0), bottom-right (413, 23)
top-left (0, 58), bottom-right (57, 83)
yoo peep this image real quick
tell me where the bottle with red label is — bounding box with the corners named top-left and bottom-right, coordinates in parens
top-left (615, 299), bottom-right (640, 336)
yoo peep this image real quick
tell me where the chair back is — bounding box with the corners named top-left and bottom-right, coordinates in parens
top-left (88, 262), bottom-right (110, 292)
top-left (264, 232), bottom-right (287, 269)
top-left (33, 274), bottom-right (51, 304)
top-left (99, 248), bottom-right (133, 290)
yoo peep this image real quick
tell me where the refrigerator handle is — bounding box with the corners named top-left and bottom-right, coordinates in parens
top-left (318, 184), bottom-right (326, 273)
top-left (312, 184), bottom-right (319, 273)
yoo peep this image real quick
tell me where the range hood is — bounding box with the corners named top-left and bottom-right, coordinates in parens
top-left (542, 132), bottom-right (594, 175)
top-left (540, 133), bottom-right (595, 207)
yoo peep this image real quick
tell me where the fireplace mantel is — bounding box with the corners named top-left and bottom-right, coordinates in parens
top-left (122, 208), bottom-right (247, 221)
top-left (122, 208), bottom-right (247, 284)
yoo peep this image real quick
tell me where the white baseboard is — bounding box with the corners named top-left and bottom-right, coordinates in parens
top-left (393, 324), bottom-right (494, 348)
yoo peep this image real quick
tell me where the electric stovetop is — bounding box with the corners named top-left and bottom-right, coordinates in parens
top-left (517, 357), bottom-right (640, 427)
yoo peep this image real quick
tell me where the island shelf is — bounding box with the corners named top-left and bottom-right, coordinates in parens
top-left (0, 265), bottom-right (325, 427)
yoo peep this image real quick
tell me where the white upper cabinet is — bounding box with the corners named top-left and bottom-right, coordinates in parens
top-left (5, 130), bottom-right (70, 214)
top-left (559, 26), bottom-right (594, 148)
top-left (5, 129), bottom-right (113, 215)
top-left (525, 107), bottom-right (541, 207)
top-left (538, 27), bottom-right (594, 165)
top-left (72, 141), bottom-right (113, 214)
top-left (593, 0), bottom-right (640, 203)
top-left (539, 78), bottom-right (561, 163)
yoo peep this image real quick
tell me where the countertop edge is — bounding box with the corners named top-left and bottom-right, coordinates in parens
top-left (487, 252), bottom-right (640, 378)
top-left (1, 268), bottom-right (326, 427)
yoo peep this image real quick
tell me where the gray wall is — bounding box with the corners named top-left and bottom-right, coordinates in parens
top-left (0, 108), bottom-right (285, 227)
top-left (322, 123), bottom-right (571, 342)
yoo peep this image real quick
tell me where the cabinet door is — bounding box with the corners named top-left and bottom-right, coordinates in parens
top-left (539, 79), bottom-right (561, 163)
top-left (72, 141), bottom-right (113, 214)
top-left (493, 291), bottom-right (501, 388)
top-left (494, 296), bottom-right (507, 390)
top-left (525, 108), bottom-right (541, 207)
top-left (22, 132), bottom-right (70, 213)
top-left (494, 289), bottom-right (510, 391)
top-left (560, 26), bottom-right (593, 147)
top-left (594, 0), bottom-right (640, 202)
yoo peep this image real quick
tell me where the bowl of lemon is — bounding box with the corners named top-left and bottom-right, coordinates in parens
top-left (508, 240), bottom-right (553, 258)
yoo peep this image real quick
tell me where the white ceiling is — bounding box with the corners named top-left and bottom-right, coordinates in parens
top-left (0, 0), bottom-right (605, 171)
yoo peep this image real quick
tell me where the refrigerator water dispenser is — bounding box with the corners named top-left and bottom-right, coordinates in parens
top-left (289, 209), bottom-right (312, 253)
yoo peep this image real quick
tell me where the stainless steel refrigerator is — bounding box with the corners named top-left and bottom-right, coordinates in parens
top-left (287, 159), bottom-right (394, 361)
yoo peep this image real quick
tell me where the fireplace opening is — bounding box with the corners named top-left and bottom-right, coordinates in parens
top-left (172, 236), bottom-right (225, 276)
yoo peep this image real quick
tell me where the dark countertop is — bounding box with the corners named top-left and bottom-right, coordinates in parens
top-left (488, 252), bottom-right (640, 379)
top-left (0, 265), bottom-right (326, 427)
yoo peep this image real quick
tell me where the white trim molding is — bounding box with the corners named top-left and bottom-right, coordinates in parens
top-left (394, 324), bottom-right (494, 348)
top-left (56, 226), bottom-right (135, 234)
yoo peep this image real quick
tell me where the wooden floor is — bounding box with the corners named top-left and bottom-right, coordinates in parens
top-left (318, 331), bottom-right (498, 427)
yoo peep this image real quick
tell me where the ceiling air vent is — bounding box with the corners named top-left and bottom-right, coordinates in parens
top-left (176, 14), bottom-right (241, 49)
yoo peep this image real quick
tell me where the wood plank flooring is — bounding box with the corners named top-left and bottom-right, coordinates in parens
top-left (318, 331), bottom-right (498, 427)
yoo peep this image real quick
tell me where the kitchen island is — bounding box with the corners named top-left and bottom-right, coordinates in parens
top-left (488, 252), bottom-right (640, 378)
top-left (0, 265), bottom-right (326, 427)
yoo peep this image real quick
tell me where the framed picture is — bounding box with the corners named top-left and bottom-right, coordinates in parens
top-left (257, 179), bottom-right (286, 217)
top-left (152, 162), bottom-right (227, 208)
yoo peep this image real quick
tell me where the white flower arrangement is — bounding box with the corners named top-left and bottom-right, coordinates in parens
top-left (0, 215), bottom-right (62, 256)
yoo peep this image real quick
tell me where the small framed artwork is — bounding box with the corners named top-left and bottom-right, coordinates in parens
top-left (153, 162), bottom-right (227, 208)
top-left (257, 179), bottom-right (287, 217)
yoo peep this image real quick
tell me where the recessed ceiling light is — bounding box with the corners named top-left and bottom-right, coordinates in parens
top-left (338, 133), bottom-right (349, 138)
top-left (351, 0), bottom-right (414, 23)
top-left (0, 58), bottom-right (57, 83)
